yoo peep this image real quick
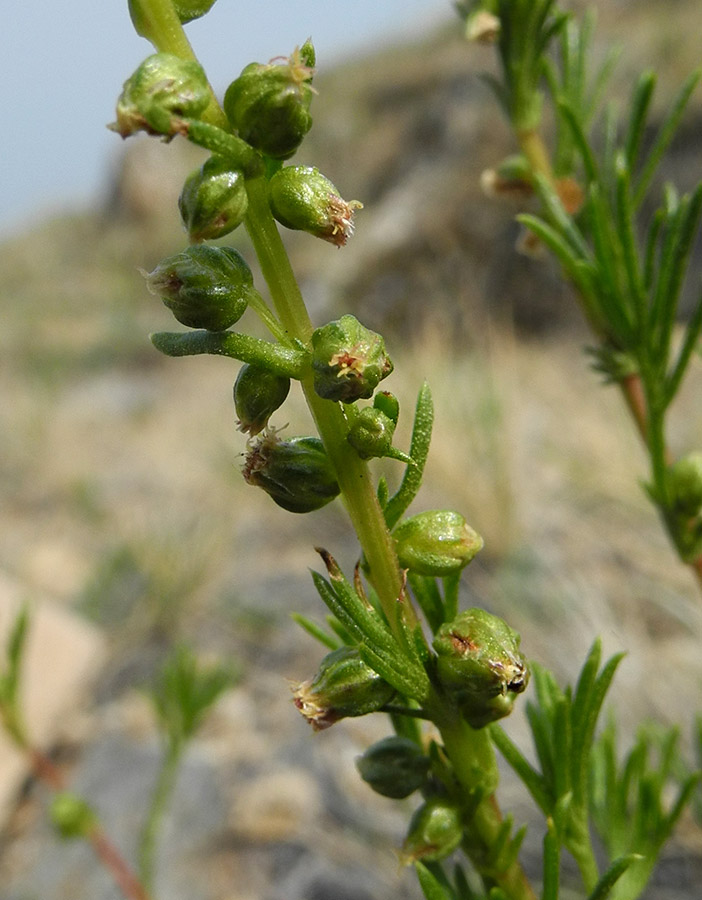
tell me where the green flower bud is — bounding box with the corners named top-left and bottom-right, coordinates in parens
top-left (144, 245), bottom-right (254, 331)
top-left (402, 798), bottom-right (463, 864)
top-left (393, 511), bottom-right (483, 577)
top-left (233, 364), bottom-right (290, 436)
top-left (268, 166), bottom-right (362, 247)
top-left (179, 156), bottom-right (248, 242)
top-left (347, 407), bottom-right (397, 460)
top-left (292, 646), bottom-right (395, 731)
top-left (668, 452), bottom-right (702, 517)
top-left (50, 792), bottom-right (96, 840)
top-left (223, 47), bottom-right (314, 159)
top-left (312, 315), bottom-right (393, 403)
top-left (110, 53), bottom-right (210, 139)
top-left (356, 736), bottom-right (430, 799)
top-left (433, 609), bottom-right (528, 729)
top-left (243, 431), bottom-right (340, 513)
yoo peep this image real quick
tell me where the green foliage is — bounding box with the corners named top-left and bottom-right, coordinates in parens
top-left (0, 606), bottom-right (30, 747)
top-left (149, 645), bottom-right (235, 750)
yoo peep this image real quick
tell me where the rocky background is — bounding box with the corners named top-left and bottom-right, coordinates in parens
top-left (2, 2), bottom-right (702, 898)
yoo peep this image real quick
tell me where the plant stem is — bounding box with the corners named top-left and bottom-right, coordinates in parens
top-left (26, 747), bottom-right (150, 900)
top-left (434, 713), bottom-right (537, 900)
top-left (138, 740), bottom-right (183, 894)
top-left (243, 176), bottom-right (406, 624)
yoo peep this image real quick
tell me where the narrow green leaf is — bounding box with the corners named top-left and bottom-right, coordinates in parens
top-left (541, 817), bottom-right (561, 900)
top-left (614, 154), bottom-right (647, 328)
top-left (557, 98), bottom-right (599, 183)
top-left (290, 613), bottom-right (340, 651)
top-left (490, 724), bottom-right (551, 814)
top-left (533, 173), bottom-right (592, 259)
top-left (586, 854), bottom-right (643, 900)
top-left (415, 862), bottom-right (455, 900)
top-left (633, 69), bottom-right (702, 207)
top-left (377, 476), bottom-right (389, 510)
top-left (666, 290), bottom-right (702, 404)
top-left (150, 330), bottom-right (308, 377)
top-left (384, 382), bottom-right (434, 530)
top-left (624, 71), bottom-right (656, 171)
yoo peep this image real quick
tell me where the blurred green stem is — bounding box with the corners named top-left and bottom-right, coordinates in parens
top-left (138, 739), bottom-right (183, 894)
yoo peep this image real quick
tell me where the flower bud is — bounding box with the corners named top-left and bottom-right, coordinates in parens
top-left (311, 315), bottom-right (393, 403)
top-left (356, 736), bottom-right (430, 799)
top-left (465, 9), bottom-right (501, 43)
top-left (179, 156), bottom-right (248, 242)
top-left (268, 166), bottom-right (362, 246)
top-left (223, 47), bottom-right (315, 159)
top-left (393, 511), bottom-right (483, 577)
top-left (668, 452), bottom-right (702, 517)
top-left (292, 646), bottom-right (395, 730)
top-left (234, 364), bottom-right (290, 435)
top-left (144, 245), bottom-right (255, 331)
top-left (110, 53), bottom-right (210, 138)
top-left (50, 793), bottom-right (96, 840)
top-left (402, 797), bottom-right (463, 864)
top-left (433, 609), bottom-right (528, 729)
top-left (243, 431), bottom-right (340, 513)
top-left (347, 407), bottom-right (397, 460)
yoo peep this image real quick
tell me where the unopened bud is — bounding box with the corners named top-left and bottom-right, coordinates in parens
top-left (223, 47), bottom-right (315, 159)
top-left (312, 315), bottom-right (393, 403)
top-left (402, 797), bottom-right (463, 864)
top-left (269, 166), bottom-right (362, 246)
top-left (50, 793), bottom-right (96, 840)
top-left (243, 431), bottom-right (340, 513)
top-left (144, 245), bottom-right (255, 331)
top-left (433, 609), bottom-right (528, 729)
top-left (292, 646), bottom-right (395, 730)
top-left (179, 156), bottom-right (248, 242)
top-left (356, 736), bottom-right (430, 799)
top-left (668, 452), bottom-right (702, 517)
top-left (110, 53), bottom-right (210, 138)
top-left (393, 511), bottom-right (483, 577)
top-left (234, 364), bottom-right (290, 435)
top-left (466, 9), bottom-right (500, 43)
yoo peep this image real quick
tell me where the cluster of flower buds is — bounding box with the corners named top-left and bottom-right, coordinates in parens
top-left (393, 510), bottom-right (483, 577)
top-left (242, 431), bottom-right (340, 513)
top-left (356, 736), bottom-right (430, 799)
top-left (268, 166), bottom-right (363, 247)
top-left (144, 245), bottom-right (258, 331)
top-left (292, 646), bottom-right (395, 730)
top-left (179, 156), bottom-right (249, 242)
top-left (223, 43), bottom-right (315, 160)
top-left (432, 608), bottom-right (528, 729)
top-left (312, 315), bottom-right (393, 403)
top-left (110, 53), bottom-right (210, 139)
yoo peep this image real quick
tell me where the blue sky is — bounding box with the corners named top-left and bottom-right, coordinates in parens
top-left (3, 1), bottom-right (451, 238)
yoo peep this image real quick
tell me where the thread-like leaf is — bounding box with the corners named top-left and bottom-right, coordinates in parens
top-left (491, 724), bottom-right (551, 814)
top-left (290, 613), bottom-right (340, 651)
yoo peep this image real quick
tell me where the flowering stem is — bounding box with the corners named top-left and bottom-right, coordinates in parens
top-left (243, 176), bottom-right (406, 624)
top-left (138, 739), bottom-right (183, 895)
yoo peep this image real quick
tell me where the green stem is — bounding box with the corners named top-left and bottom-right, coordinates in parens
top-left (433, 712), bottom-right (537, 900)
top-left (134, 0), bottom-right (229, 129)
top-left (243, 175), bottom-right (405, 626)
top-left (138, 739), bottom-right (183, 895)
